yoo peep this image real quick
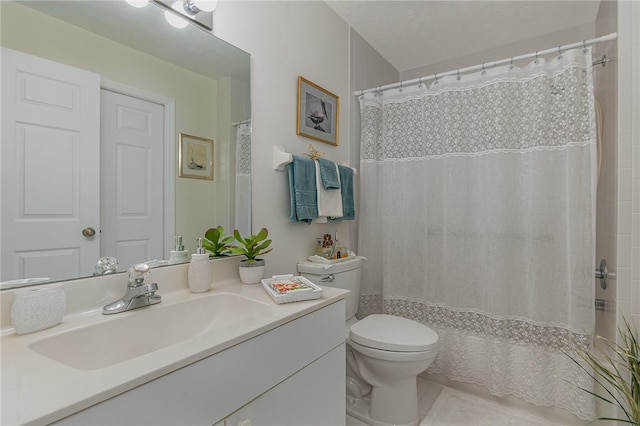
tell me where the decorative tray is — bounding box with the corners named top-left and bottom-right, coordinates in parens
top-left (261, 274), bottom-right (323, 304)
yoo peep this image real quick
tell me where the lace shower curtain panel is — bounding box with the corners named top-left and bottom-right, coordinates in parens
top-left (358, 47), bottom-right (597, 420)
top-left (235, 122), bottom-right (252, 236)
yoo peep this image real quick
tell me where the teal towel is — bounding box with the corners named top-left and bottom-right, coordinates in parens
top-left (317, 158), bottom-right (340, 189)
top-left (288, 155), bottom-right (318, 223)
top-left (331, 165), bottom-right (355, 220)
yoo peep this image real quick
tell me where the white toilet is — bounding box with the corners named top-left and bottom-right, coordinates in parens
top-left (298, 257), bottom-right (439, 426)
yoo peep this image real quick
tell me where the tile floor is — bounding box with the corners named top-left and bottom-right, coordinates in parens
top-left (346, 377), bottom-right (586, 426)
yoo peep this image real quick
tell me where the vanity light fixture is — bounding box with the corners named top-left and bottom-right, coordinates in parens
top-left (184, 0), bottom-right (217, 13)
top-left (165, 1), bottom-right (189, 29)
top-left (156, 0), bottom-right (216, 30)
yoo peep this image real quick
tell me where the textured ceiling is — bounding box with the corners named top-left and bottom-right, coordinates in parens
top-left (326, 1), bottom-right (601, 72)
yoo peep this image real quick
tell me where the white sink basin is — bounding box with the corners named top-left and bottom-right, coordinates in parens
top-left (29, 292), bottom-right (271, 370)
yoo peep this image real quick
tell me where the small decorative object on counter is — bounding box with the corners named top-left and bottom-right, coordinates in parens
top-left (316, 231), bottom-right (348, 259)
top-left (188, 238), bottom-right (212, 293)
top-left (332, 231), bottom-right (345, 259)
top-left (261, 275), bottom-right (323, 304)
top-left (321, 233), bottom-right (333, 259)
top-left (229, 227), bottom-right (272, 284)
top-left (168, 236), bottom-right (189, 264)
top-left (11, 283), bottom-right (67, 334)
top-left (315, 238), bottom-right (324, 256)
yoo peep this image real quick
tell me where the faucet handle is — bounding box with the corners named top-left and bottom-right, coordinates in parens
top-left (132, 282), bottom-right (158, 297)
top-left (94, 256), bottom-right (119, 276)
top-left (134, 263), bottom-right (151, 273)
top-left (128, 263), bottom-right (151, 286)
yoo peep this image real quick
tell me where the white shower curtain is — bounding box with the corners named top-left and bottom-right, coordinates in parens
top-left (358, 47), bottom-right (597, 420)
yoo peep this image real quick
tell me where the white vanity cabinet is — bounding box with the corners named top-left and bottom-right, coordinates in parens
top-left (53, 300), bottom-right (346, 426)
top-left (224, 344), bottom-right (345, 426)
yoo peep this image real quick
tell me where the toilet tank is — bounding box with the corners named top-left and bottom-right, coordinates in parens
top-left (297, 257), bottom-right (365, 321)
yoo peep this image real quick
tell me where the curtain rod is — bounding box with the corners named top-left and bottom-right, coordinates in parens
top-left (232, 119), bottom-right (251, 127)
top-left (355, 32), bottom-right (617, 96)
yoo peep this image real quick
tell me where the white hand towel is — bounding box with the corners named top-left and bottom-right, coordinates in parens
top-left (314, 160), bottom-right (343, 219)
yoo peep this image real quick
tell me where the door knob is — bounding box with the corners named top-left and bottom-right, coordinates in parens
top-left (82, 227), bottom-right (96, 237)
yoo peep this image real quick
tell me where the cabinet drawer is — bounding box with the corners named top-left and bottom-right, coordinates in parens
top-left (225, 344), bottom-right (346, 426)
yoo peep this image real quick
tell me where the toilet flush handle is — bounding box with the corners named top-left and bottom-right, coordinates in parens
top-left (320, 274), bottom-right (335, 283)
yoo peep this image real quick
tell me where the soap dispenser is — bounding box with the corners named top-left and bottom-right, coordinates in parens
top-left (168, 236), bottom-right (189, 264)
top-left (188, 238), bottom-right (212, 293)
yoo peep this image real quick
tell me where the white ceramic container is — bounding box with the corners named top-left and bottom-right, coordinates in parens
top-left (11, 283), bottom-right (67, 335)
top-left (188, 253), bottom-right (212, 293)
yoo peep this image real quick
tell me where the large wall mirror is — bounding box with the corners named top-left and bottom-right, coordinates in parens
top-left (0, 0), bottom-right (251, 288)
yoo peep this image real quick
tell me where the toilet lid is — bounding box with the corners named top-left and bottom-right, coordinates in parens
top-left (349, 314), bottom-right (438, 352)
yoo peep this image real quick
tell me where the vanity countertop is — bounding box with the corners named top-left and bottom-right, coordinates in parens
top-left (1, 272), bottom-right (348, 426)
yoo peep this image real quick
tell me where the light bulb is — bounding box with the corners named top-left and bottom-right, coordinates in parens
top-left (193, 0), bottom-right (217, 12)
top-left (165, 1), bottom-right (189, 28)
top-left (125, 0), bottom-right (148, 8)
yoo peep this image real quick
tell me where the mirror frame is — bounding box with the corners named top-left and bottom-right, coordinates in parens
top-left (1, 0), bottom-right (251, 289)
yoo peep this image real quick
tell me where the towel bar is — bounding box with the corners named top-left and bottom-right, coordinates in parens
top-left (272, 146), bottom-right (357, 174)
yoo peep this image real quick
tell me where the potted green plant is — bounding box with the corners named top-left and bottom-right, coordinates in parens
top-left (229, 227), bottom-right (272, 284)
top-left (202, 226), bottom-right (234, 257)
top-left (568, 317), bottom-right (640, 424)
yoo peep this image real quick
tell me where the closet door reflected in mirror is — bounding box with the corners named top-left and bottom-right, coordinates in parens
top-left (1, 48), bottom-right (101, 281)
top-left (100, 89), bottom-right (166, 270)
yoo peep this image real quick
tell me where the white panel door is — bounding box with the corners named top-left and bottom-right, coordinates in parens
top-left (100, 89), bottom-right (164, 270)
top-left (1, 48), bottom-right (100, 281)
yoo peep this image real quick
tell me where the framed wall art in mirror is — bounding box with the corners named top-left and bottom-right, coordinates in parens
top-left (179, 133), bottom-right (214, 180)
top-left (296, 76), bottom-right (339, 146)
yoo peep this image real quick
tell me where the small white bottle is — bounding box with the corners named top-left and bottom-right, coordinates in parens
top-left (188, 238), bottom-right (212, 293)
top-left (168, 236), bottom-right (189, 264)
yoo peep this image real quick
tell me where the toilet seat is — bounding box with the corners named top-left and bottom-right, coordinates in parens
top-left (347, 338), bottom-right (436, 363)
top-left (349, 314), bottom-right (438, 352)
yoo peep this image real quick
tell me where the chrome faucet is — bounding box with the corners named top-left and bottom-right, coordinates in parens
top-left (102, 263), bottom-right (161, 315)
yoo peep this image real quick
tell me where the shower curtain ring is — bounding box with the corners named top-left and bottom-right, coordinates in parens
top-left (456, 69), bottom-right (461, 81)
top-left (434, 73), bottom-right (439, 85)
top-left (399, 80), bottom-right (403, 92)
top-left (481, 62), bottom-right (486, 75)
top-left (418, 77), bottom-right (422, 88)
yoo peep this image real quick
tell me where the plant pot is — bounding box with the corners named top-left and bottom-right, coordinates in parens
top-left (238, 259), bottom-right (265, 284)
